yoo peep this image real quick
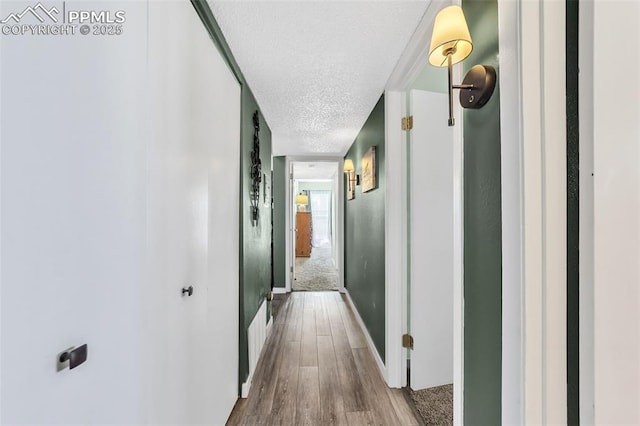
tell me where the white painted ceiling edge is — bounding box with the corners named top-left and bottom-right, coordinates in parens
top-left (208, 0), bottom-right (433, 157)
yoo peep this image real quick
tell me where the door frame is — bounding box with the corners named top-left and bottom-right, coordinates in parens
top-left (384, 1), bottom-right (464, 423)
top-left (284, 157), bottom-right (344, 293)
top-left (385, 0), bottom-right (568, 424)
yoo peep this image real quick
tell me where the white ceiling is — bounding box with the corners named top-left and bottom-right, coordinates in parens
top-left (209, 1), bottom-right (431, 157)
top-left (292, 161), bottom-right (338, 180)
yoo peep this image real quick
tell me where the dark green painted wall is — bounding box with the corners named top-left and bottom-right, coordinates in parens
top-left (344, 96), bottom-right (386, 362)
top-left (566, 0), bottom-right (580, 423)
top-left (273, 156), bottom-right (287, 288)
top-left (461, 0), bottom-right (502, 424)
top-left (239, 90), bottom-right (272, 388)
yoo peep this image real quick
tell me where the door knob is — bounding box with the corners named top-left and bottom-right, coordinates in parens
top-left (182, 285), bottom-right (194, 297)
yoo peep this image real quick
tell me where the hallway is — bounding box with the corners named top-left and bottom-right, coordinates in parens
top-left (227, 292), bottom-right (420, 425)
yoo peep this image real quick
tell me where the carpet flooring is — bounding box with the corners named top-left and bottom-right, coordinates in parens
top-left (294, 247), bottom-right (338, 291)
top-left (408, 384), bottom-right (453, 425)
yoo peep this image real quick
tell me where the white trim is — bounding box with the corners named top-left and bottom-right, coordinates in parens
top-left (451, 68), bottom-right (464, 426)
top-left (541, 2), bottom-right (568, 423)
top-left (344, 290), bottom-right (387, 380)
top-left (285, 157), bottom-right (293, 292)
top-left (271, 287), bottom-right (288, 294)
top-left (498, 0), bottom-right (524, 424)
top-left (521, 1), bottom-right (567, 423)
top-left (266, 315), bottom-right (274, 336)
top-left (383, 90), bottom-right (406, 389)
top-left (241, 382), bottom-right (251, 399)
top-left (383, 1), bottom-right (464, 418)
top-left (400, 89), bottom-right (409, 391)
top-left (449, 8), bottom-right (464, 419)
top-left (578, 0), bottom-right (594, 423)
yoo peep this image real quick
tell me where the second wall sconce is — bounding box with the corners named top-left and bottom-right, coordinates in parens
top-left (295, 193), bottom-right (308, 212)
top-left (429, 5), bottom-right (496, 126)
top-left (343, 159), bottom-right (360, 185)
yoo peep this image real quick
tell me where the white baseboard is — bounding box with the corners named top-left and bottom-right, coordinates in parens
top-left (343, 290), bottom-right (387, 381)
top-left (272, 287), bottom-right (288, 294)
top-left (241, 381), bottom-right (251, 398)
top-left (266, 315), bottom-right (273, 335)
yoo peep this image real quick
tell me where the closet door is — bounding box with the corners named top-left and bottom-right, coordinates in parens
top-left (145, 2), bottom-right (240, 423)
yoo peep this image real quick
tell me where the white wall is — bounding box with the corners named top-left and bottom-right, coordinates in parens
top-left (1, 1), bottom-right (240, 424)
top-left (0, 2), bottom-right (148, 423)
top-left (589, 1), bottom-right (640, 423)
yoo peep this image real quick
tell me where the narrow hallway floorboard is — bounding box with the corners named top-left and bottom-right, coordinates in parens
top-left (227, 292), bottom-right (421, 425)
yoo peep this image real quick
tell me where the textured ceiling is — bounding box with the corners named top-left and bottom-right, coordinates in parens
top-left (293, 162), bottom-right (338, 180)
top-left (209, 1), bottom-right (431, 156)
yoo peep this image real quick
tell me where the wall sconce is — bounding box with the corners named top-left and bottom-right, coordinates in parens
top-left (295, 193), bottom-right (308, 212)
top-left (429, 5), bottom-right (496, 126)
top-left (343, 159), bottom-right (360, 185)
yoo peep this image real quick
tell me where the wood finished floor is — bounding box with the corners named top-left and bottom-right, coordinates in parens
top-left (227, 292), bottom-right (422, 425)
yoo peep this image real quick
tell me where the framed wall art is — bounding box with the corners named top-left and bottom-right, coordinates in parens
top-left (361, 146), bottom-right (376, 192)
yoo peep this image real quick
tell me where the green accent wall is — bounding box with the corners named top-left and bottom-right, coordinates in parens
top-left (273, 156), bottom-right (287, 288)
top-left (566, 0), bottom-right (580, 423)
top-left (412, 64), bottom-right (448, 94)
top-left (239, 90), bottom-right (272, 388)
top-left (344, 95), bottom-right (386, 362)
top-left (461, 0), bottom-right (502, 424)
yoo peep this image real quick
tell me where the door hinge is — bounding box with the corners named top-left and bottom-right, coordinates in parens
top-left (402, 334), bottom-right (414, 349)
top-left (290, 266), bottom-right (294, 273)
top-left (401, 116), bottom-right (413, 131)
top-left (290, 173), bottom-right (294, 180)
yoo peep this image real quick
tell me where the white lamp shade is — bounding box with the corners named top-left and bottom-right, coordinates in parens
top-left (428, 5), bottom-right (473, 67)
top-left (343, 159), bottom-right (355, 173)
top-left (295, 194), bottom-right (308, 205)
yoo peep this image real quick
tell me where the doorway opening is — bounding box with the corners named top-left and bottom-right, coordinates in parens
top-left (290, 161), bottom-right (340, 292)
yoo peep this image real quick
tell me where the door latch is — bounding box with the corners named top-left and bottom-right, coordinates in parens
top-left (58, 344), bottom-right (88, 371)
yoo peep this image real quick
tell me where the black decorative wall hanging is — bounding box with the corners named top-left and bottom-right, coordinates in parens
top-left (250, 110), bottom-right (262, 226)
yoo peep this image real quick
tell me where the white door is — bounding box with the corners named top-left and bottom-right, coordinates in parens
top-left (0, 1), bottom-right (149, 423)
top-left (409, 90), bottom-right (454, 390)
top-left (0, 1), bottom-right (240, 423)
top-left (145, 2), bottom-right (240, 424)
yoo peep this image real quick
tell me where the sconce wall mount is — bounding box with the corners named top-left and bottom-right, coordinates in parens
top-left (429, 5), bottom-right (497, 126)
top-left (457, 64), bottom-right (496, 110)
top-left (343, 159), bottom-right (360, 186)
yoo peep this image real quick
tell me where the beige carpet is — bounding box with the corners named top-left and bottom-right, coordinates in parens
top-left (408, 384), bottom-right (453, 426)
top-left (294, 247), bottom-right (338, 291)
